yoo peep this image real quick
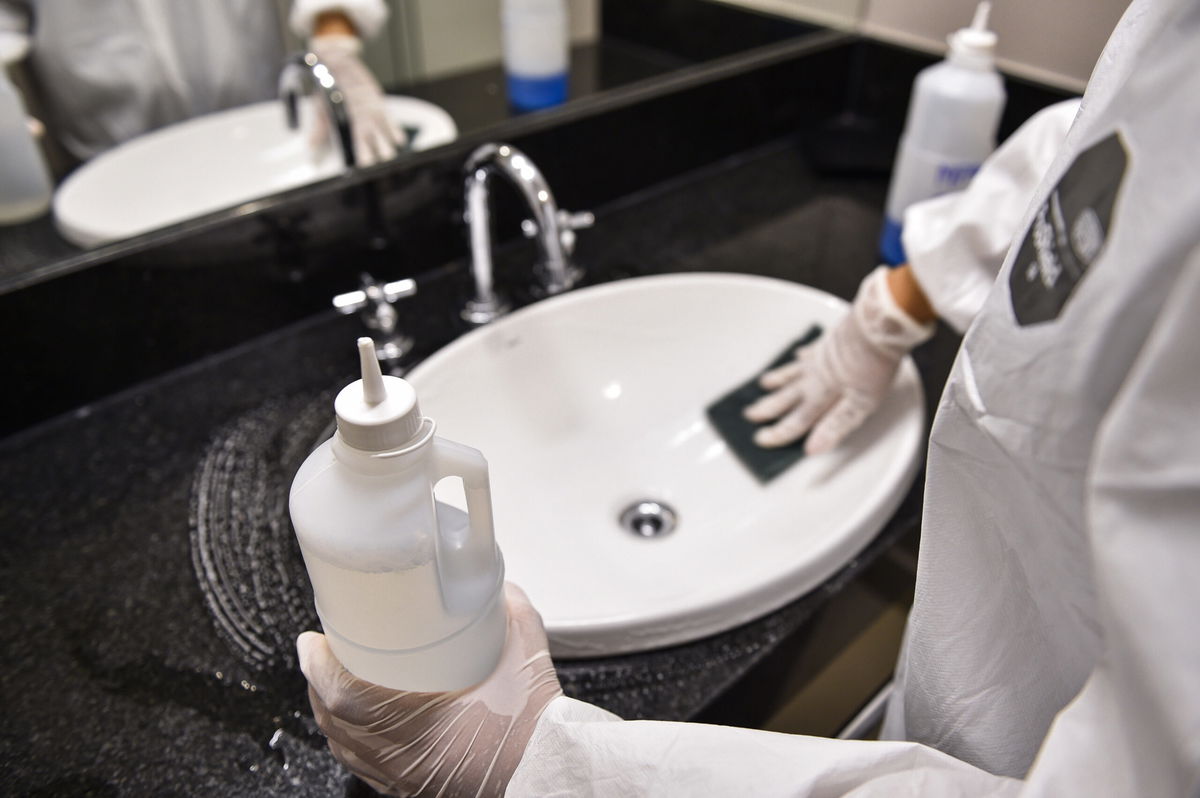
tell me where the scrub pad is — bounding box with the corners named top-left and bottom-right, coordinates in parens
top-left (705, 325), bottom-right (823, 484)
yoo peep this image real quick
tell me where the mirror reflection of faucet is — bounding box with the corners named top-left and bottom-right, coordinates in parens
top-left (279, 52), bottom-right (357, 169)
top-left (461, 143), bottom-right (593, 326)
top-left (332, 274), bottom-right (417, 374)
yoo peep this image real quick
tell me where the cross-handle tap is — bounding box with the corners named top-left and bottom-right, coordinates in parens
top-left (521, 209), bottom-right (596, 261)
top-left (333, 274), bottom-right (417, 371)
top-left (461, 143), bottom-right (592, 325)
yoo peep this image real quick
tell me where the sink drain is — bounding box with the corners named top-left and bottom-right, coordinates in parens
top-left (619, 500), bottom-right (678, 538)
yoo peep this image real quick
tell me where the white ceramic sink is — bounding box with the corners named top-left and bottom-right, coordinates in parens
top-left (407, 273), bottom-right (925, 657)
top-left (53, 96), bottom-right (457, 248)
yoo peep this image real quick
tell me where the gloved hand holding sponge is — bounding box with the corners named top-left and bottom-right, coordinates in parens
top-left (744, 265), bottom-right (936, 453)
top-left (293, 0), bottom-right (407, 165)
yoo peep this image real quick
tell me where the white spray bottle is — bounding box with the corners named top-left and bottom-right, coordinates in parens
top-left (879, 1), bottom-right (1005, 264)
top-left (289, 338), bottom-right (507, 691)
top-left (502, 0), bottom-right (569, 110)
top-left (0, 65), bottom-right (52, 224)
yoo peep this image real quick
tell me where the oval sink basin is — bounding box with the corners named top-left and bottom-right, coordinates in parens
top-left (53, 96), bottom-right (457, 248)
top-left (407, 273), bottom-right (925, 657)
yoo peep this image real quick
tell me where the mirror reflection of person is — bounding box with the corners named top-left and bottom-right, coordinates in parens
top-left (0, 0), bottom-right (404, 166)
top-left (294, 0), bottom-right (1200, 794)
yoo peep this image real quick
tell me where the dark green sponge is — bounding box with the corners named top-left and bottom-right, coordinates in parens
top-left (705, 326), bottom-right (823, 484)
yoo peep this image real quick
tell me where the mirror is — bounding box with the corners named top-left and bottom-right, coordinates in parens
top-left (0, 0), bottom-right (865, 291)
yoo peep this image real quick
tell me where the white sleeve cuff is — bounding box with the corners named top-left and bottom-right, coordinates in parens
top-left (856, 266), bottom-right (936, 357)
top-left (289, 0), bottom-right (389, 40)
top-left (903, 98), bottom-right (1081, 334)
top-left (507, 696), bottom-right (622, 794)
top-left (505, 695), bottom-right (1021, 797)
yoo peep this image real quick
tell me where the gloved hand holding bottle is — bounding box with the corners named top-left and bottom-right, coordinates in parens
top-left (297, 583), bottom-right (562, 797)
top-left (744, 265), bottom-right (936, 453)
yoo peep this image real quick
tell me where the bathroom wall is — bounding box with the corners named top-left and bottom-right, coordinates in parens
top-left (860, 0), bottom-right (1132, 91)
top-left (715, 0), bottom-right (1131, 91)
top-left (710, 0), bottom-right (863, 31)
top-left (370, 0), bottom-right (1129, 96)
top-left (367, 0), bottom-right (599, 84)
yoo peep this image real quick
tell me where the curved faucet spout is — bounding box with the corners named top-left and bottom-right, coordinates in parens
top-left (279, 52), bottom-right (356, 169)
top-left (461, 143), bottom-right (592, 325)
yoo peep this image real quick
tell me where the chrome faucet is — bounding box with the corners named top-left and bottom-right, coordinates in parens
top-left (279, 52), bottom-right (356, 169)
top-left (461, 143), bottom-right (593, 325)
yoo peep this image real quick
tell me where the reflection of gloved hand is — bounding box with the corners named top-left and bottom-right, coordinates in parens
top-left (298, 583), bottom-right (562, 797)
top-left (309, 34), bottom-right (406, 166)
top-left (744, 266), bottom-right (934, 453)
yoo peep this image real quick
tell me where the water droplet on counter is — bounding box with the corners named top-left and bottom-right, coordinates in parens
top-left (189, 391), bottom-right (334, 673)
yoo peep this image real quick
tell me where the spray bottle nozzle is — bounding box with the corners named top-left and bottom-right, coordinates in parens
top-left (971, 1), bottom-right (992, 33)
top-left (358, 337), bottom-right (387, 405)
top-left (334, 337), bottom-right (423, 451)
top-left (949, 0), bottom-right (998, 67)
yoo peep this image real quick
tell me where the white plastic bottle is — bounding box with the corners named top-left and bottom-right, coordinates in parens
top-left (879, 1), bottom-right (1005, 264)
top-left (501, 0), bottom-right (569, 111)
top-left (0, 65), bottom-right (52, 224)
top-left (290, 338), bottom-right (507, 691)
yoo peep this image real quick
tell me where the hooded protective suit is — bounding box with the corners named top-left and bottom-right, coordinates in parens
top-left (507, 0), bottom-right (1200, 794)
top-left (0, 0), bottom-right (386, 160)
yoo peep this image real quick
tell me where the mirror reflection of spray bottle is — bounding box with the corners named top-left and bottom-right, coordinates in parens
top-left (879, 1), bottom-right (1006, 265)
top-left (0, 66), bottom-right (52, 224)
top-left (502, 0), bottom-right (569, 111)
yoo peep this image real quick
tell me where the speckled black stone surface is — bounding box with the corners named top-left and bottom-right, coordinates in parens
top-left (0, 135), bottom-right (964, 795)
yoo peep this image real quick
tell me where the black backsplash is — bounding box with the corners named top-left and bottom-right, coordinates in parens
top-left (0, 36), bottom-right (1070, 438)
top-left (603, 0), bottom-right (818, 61)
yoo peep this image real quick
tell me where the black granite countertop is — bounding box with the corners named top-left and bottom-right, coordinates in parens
top-left (0, 135), bottom-right (964, 795)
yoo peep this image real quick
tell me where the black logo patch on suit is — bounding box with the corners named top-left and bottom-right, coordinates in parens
top-left (1010, 132), bottom-right (1128, 326)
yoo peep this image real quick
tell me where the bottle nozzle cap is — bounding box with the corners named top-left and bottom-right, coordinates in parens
top-left (970, 0), bottom-right (992, 32)
top-left (334, 337), bottom-right (424, 451)
top-left (949, 1), bottom-right (997, 67)
top-left (358, 337), bottom-right (387, 405)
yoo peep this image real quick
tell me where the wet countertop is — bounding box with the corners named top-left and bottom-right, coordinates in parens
top-left (0, 139), bottom-right (960, 795)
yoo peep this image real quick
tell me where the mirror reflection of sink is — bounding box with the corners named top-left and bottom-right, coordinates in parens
top-left (53, 96), bottom-right (457, 248)
top-left (407, 273), bottom-right (925, 657)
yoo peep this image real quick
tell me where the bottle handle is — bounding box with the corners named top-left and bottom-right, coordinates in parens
top-left (431, 437), bottom-right (500, 614)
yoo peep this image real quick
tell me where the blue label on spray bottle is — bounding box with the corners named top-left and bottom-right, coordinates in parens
top-left (879, 216), bottom-right (906, 265)
top-left (507, 72), bottom-right (568, 111)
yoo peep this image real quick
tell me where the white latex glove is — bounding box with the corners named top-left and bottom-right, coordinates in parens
top-left (297, 583), bottom-right (563, 797)
top-left (309, 34), bottom-right (405, 166)
top-left (744, 267), bottom-right (934, 453)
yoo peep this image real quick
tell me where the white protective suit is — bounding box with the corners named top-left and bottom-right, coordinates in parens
top-left (508, 0), bottom-right (1200, 794)
top-left (0, 0), bottom-right (386, 160)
